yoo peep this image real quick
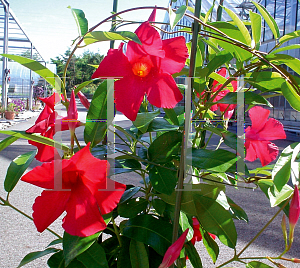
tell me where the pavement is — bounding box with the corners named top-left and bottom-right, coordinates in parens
top-left (0, 106), bottom-right (300, 268)
top-left (0, 110), bottom-right (41, 130)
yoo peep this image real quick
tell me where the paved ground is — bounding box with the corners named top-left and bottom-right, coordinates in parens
top-left (0, 105), bottom-right (299, 268)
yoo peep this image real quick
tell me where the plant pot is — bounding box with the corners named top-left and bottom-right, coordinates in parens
top-left (5, 111), bottom-right (15, 120)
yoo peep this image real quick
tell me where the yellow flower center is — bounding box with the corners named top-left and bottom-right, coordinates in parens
top-left (132, 62), bottom-right (151, 77)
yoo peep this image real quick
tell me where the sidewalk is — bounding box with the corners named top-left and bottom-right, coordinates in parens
top-left (0, 110), bottom-right (41, 130)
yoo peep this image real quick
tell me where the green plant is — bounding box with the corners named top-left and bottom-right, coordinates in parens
top-left (5, 103), bottom-right (16, 112)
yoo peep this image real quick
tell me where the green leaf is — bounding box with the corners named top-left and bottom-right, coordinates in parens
top-left (47, 239), bottom-right (63, 248)
top-left (148, 131), bottom-right (182, 164)
top-left (224, 7), bottom-right (252, 46)
top-left (272, 143), bottom-right (300, 191)
top-left (249, 11), bottom-right (262, 49)
top-left (77, 243), bottom-right (109, 268)
top-left (246, 261), bottom-right (274, 268)
top-left (4, 150), bottom-right (37, 192)
top-left (0, 136), bottom-right (18, 152)
top-left (74, 80), bottom-right (95, 95)
top-left (281, 81), bottom-right (300, 112)
top-left (168, 5), bottom-right (187, 30)
top-left (68, 7), bottom-right (88, 36)
top-left (120, 186), bottom-right (141, 204)
top-left (129, 239), bottom-right (149, 268)
top-left (271, 44), bottom-right (300, 54)
top-left (206, 50), bottom-right (233, 76)
top-left (0, 130), bottom-right (70, 152)
top-left (266, 53), bottom-right (300, 76)
top-left (122, 214), bottom-right (173, 255)
top-left (279, 29), bottom-right (300, 45)
top-left (149, 163), bottom-right (177, 195)
top-left (179, 212), bottom-right (193, 240)
top-left (0, 54), bottom-right (61, 89)
top-left (199, 227), bottom-right (219, 263)
top-left (268, 184), bottom-right (294, 207)
top-left (251, 1), bottom-right (279, 39)
top-left (152, 199), bottom-right (167, 216)
top-left (84, 81), bottom-right (109, 147)
top-left (63, 232), bottom-right (99, 266)
top-left (163, 108), bottom-right (180, 125)
top-left (47, 251), bottom-right (65, 268)
top-left (83, 31), bottom-right (141, 46)
top-left (194, 195), bottom-right (237, 248)
top-left (133, 110), bottom-right (160, 133)
top-left (17, 248), bottom-right (60, 267)
top-left (147, 118), bottom-right (179, 132)
top-left (118, 197), bottom-right (148, 218)
top-left (227, 197), bottom-right (248, 222)
top-left (185, 241), bottom-right (203, 268)
top-left (114, 158), bottom-right (142, 175)
top-left (188, 148), bottom-right (238, 173)
top-left (117, 236), bottom-right (132, 268)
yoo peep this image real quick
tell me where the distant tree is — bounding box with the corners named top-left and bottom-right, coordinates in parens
top-left (20, 50), bottom-right (40, 60)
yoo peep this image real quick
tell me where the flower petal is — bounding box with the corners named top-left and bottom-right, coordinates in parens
top-left (147, 73), bottom-right (183, 108)
top-left (63, 181), bottom-right (107, 237)
top-left (127, 22), bottom-right (165, 60)
top-left (256, 118), bottom-right (286, 141)
top-left (32, 190), bottom-right (71, 233)
top-left (92, 44), bottom-right (132, 79)
top-left (160, 37), bottom-right (188, 74)
top-left (245, 139), bottom-right (257, 162)
top-left (114, 76), bottom-right (146, 121)
top-left (248, 106), bottom-right (270, 132)
top-left (252, 140), bottom-right (279, 166)
top-left (39, 93), bottom-right (60, 110)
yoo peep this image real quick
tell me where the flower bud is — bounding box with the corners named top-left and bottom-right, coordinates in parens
top-left (78, 91), bottom-right (90, 109)
top-left (67, 90), bottom-right (78, 133)
top-left (289, 185), bottom-right (300, 228)
top-left (292, 258), bottom-right (300, 263)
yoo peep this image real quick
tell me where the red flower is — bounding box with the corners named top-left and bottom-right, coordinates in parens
top-left (21, 143), bottom-right (126, 237)
top-left (77, 91), bottom-right (90, 109)
top-left (91, 11), bottom-right (188, 121)
top-left (245, 106), bottom-right (286, 166)
top-left (209, 68), bottom-right (237, 119)
top-left (67, 90), bottom-right (79, 133)
top-left (27, 93), bottom-right (81, 162)
top-left (289, 185), bottom-right (300, 229)
top-left (158, 229), bottom-right (188, 268)
top-left (191, 217), bottom-right (216, 244)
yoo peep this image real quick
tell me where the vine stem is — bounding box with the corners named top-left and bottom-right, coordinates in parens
top-left (0, 196), bottom-right (62, 239)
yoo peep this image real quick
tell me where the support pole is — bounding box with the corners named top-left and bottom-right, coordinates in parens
top-left (28, 42), bottom-right (33, 109)
top-left (2, 0), bottom-right (9, 109)
top-left (110, 0), bottom-right (118, 49)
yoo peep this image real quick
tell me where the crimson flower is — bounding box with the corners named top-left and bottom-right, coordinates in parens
top-left (27, 93), bottom-right (81, 162)
top-left (209, 68), bottom-right (237, 119)
top-left (245, 106), bottom-right (286, 166)
top-left (191, 217), bottom-right (216, 244)
top-left (21, 143), bottom-right (126, 237)
top-left (289, 185), bottom-right (300, 230)
top-left (91, 11), bottom-right (188, 121)
top-left (158, 229), bottom-right (188, 268)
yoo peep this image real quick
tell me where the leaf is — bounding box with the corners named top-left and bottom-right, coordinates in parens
top-left (224, 7), bottom-right (252, 46)
top-left (129, 239), bottom-right (149, 268)
top-left (266, 53), bottom-right (300, 76)
top-left (77, 243), bottom-right (109, 268)
top-left (251, 1), bottom-right (279, 39)
top-left (281, 81), bottom-right (300, 112)
top-left (147, 118), bottom-right (179, 132)
top-left (199, 227), bottom-right (219, 263)
top-left (83, 31), bottom-right (141, 46)
top-left (152, 198), bottom-right (167, 216)
top-left (188, 148), bottom-right (238, 173)
top-left (271, 44), bottom-right (300, 55)
top-left (179, 212), bottom-right (193, 241)
top-left (74, 80), bottom-right (95, 95)
top-left (0, 130), bottom-right (70, 152)
top-left (148, 131), bottom-right (182, 164)
top-left (47, 239), bottom-right (63, 248)
top-left (133, 110), bottom-right (160, 133)
top-left (272, 143), bottom-right (300, 191)
top-left (117, 236), bottom-right (132, 268)
top-left (185, 241), bottom-right (203, 268)
top-left (279, 29), bottom-right (300, 45)
top-left (47, 251), bottom-right (65, 268)
top-left (246, 261), bottom-right (274, 268)
top-left (227, 197), bottom-right (248, 222)
top-left (17, 248), bottom-right (60, 267)
top-left (68, 7), bottom-right (88, 36)
top-left (122, 214), bottom-right (173, 255)
top-left (0, 136), bottom-right (18, 152)
top-left (194, 195), bottom-right (237, 248)
top-left (84, 80), bottom-right (109, 147)
top-left (206, 50), bottom-right (233, 76)
top-left (249, 11), bottom-right (262, 49)
top-left (0, 54), bottom-right (61, 89)
top-left (149, 163), bottom-right (177, 195)
top-left (63, 232), bottom-right (99, 266)
top-left (118, 197), bottom-right (148, 218)
top-left (168, 5), bottom-right (187, 30)
top-left (268, 184), bottom-right (294, 207)
top-left (4, 150), bottom-right (37, 192)
top-left (120, 186), bottom-right (141, 204)
top-left (163, 108), bottom-right (179, 125)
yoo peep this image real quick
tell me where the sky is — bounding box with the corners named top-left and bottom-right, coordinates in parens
top-left (7, 0), bottom-right (170, 62)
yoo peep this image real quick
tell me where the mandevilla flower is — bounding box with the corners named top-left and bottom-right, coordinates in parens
top-left (245, 106), bottom-right (286, 166)
top-left (92, 11), bottom-right (189, 121)
top-left (191, 217), bottom-right (216, 244)
top-left (158, 229), bottom-right (188, 268)
top-left (77, 91), bottom-right (90, 109)
top-left (210, 68), bottom-right (237, 119)
top-left (289, 185), bottom-right (300, 242)
top-left (21, 143), bottom-right (126, 237)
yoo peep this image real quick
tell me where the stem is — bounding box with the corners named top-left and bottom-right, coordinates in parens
top-left (74, 133), bottom-right (81, 150)
top-left (0, 196), bottom-right (62, 239)
top-left (112, 217), bottom-right (122, 247)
